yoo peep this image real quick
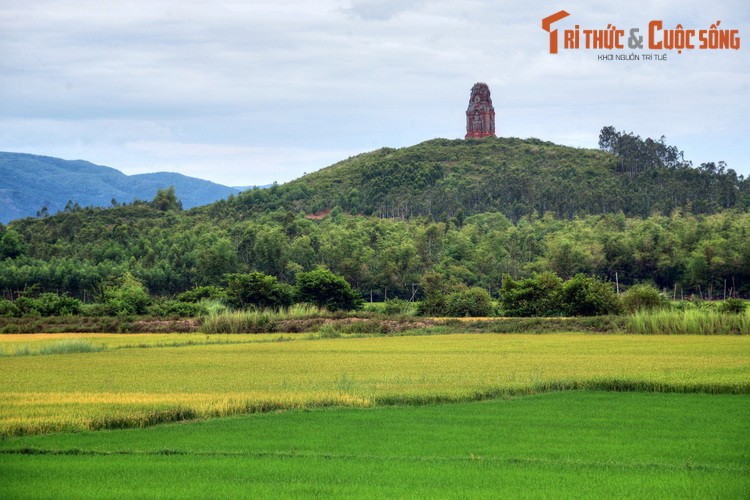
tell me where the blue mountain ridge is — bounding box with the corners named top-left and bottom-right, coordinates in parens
top-left (0, 152), bottom-right (245, 223)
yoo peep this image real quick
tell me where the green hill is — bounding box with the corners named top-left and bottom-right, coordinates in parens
top-left (1, 132), bottom-right (749, 300)
top-left (205, 136), bottom-right (747, 221)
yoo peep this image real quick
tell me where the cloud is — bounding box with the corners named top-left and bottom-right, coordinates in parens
top-left (341, 0), bottom-right (426, 21)
top-left (0, 0), bottom-right (747, 184)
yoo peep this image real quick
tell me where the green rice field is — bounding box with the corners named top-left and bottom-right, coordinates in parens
top-left (1, 392), bottom-right (748, 498)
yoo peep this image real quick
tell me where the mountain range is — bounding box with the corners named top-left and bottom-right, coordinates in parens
top-left (0, 152), bottom-right (244, 223)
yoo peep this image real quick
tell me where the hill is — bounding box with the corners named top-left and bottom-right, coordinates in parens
top-left (205, 136), bottom-right (748, 221)
top-left (1, 132), bottom-right (749, 300)
top-left (0, 152), bottom-right (241, 223)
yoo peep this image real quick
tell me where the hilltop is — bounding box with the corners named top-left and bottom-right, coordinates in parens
top-left (204, 136), bottom-right (747, 221)
top-left (0, 152), bottom-right (242, 223)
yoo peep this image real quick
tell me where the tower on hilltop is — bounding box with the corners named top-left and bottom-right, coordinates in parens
top-left (465, 82), bottom-right (495, 139)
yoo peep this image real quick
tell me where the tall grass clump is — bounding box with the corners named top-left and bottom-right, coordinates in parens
top-left (202, 304), bottom-right (331, 333)
top-left (627, 309), bottom-right (750, 335)
top-left (3, 339), bottom-right (106, 357)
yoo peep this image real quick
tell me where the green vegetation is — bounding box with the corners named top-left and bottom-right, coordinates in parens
top-left (620, 283), bottom-right (670, 312)
top-left (0, 130), bottom-right (748, 310)
top-left (208, 130), bottom-right (747, 221)
top-left (1, 333), bottom-right (748, 436)
top-left (1, 392), bottom-right (747, 498)
top-left (223, 272), bottom-right (293, 309)
top-left (627, 309), bottom-right (750, 335)
top-left (294, 267), bottom-right (362, 311)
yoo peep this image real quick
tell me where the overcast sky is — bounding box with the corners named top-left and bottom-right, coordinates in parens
top-left (1, 0), bottom-right (748, 186)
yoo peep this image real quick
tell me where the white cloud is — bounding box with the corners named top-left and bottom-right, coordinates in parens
top-left (0, 0), bottom-right (747, 184)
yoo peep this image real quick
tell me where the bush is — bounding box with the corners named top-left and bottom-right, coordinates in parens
top-left (559, 275), bottom-right (621, 316)
top-left (13, 296), bottom-right (40, 317)
top-left (295, 268), bottom-right (362, 311)
top-left (224, 272), bottom-right (293, 310)
top-left (34, 293), bottom-right (82, 316)
top-left (0, 299), bottom-right (19, 317)
top-left (147, 300), bottom-right (209, 318)
top-left (499, 272), bottom-right (564, 317)
top-left (620, 284), bottom-right (670, 313)
top-left (445, 287), bottom-right (494, 317)
top-left (102, 272), bottom-right (151, 315)
top-left (717, 298), bottom-right (748, 314)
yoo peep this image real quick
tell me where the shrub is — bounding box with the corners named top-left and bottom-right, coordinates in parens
top-left (620, 284), bottom-right (670, 313)
top-left (445, 287), bottom-right (494, 317)
top-left (13, 296), bottom-right (40, 317)
top-left (559, 274), bottom-right (621, 316)
top-left (295, 268), bottom-right (362, 311)
top-left (717, 298), bottom-right (748, 314)
top-left (0, 299), bottom-right (19, 317)
top-left (499, 272), bottom-right (564, 317)
top-left (224, 272), bottom-right (293, 310)
top-left (147, 300), bottom-right (209, 318)
top-left (102, 272), bottom-right (151, 315)
top-left (35, 293), bottom-right (82, 316)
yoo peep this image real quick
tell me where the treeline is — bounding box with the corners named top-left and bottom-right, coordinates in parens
top-left (198, 129), bottom-right (748, 222)
top-left (1, 199), bottom-right (749, 302)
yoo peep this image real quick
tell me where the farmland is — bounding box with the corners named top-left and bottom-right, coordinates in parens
top-left (1, 333), bottom-right (749, 436)
top-left (1, 391), bottom-right (748, 497)
top-left (1, 332), bottom-right (748, 497)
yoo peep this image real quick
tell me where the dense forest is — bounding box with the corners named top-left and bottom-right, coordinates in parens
top-left (0, 128), bottom-right (748, 303)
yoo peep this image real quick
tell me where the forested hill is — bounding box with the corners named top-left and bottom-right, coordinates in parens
top-left (2, 129), bottom-right (749, 299)
top-left (202, 135), bottom-right (748, 221)
top-left (0, 152), bottom-right (241, 223)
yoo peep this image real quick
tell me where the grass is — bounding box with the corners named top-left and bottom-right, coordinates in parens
top-left (0, 338), bottom-right (105, 356)
top-left (1, 392), bottom-right (748, 498)
top-left (627, 309), bottom-right (750, 335)
top-left (0, 332), bottom-right (292, 355)
top-left (201, 304), bottom-right (332, 333)
top-left (1, 333), bottom-right (749, 436)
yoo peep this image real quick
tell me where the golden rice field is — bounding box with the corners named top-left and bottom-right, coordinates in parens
top-left (1, 333), bottom-right (749, 436)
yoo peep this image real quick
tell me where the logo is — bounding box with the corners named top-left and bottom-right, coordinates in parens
top-left (542, 10), bottom-right (741, 60)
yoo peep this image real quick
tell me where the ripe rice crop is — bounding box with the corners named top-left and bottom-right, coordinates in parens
top-left (0, 333), bottom-right (748, 436)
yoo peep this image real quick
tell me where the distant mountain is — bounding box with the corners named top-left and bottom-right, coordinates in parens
top-left (0, 152), bottom-right (242, 223)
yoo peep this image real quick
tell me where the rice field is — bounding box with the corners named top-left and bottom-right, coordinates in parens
top-left (1, 333), bottom-right (748, 436)
top-left (2, 392), bottom-right (748, 498)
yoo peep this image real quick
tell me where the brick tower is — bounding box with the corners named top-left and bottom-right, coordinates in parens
top-left (465, 82), bottom-right (495, 139)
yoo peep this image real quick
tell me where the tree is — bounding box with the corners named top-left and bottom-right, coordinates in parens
top-left (0, 229), bottom-right (25, 259)
top-left (151, 187), bottom-right (183, 211)
top-left (445, 286), bottom-right (494, 317)
top-left (102, 272), bottom-right (151, 315)
top-left (558, 274), bottom-right (621, 316)
top-left (295, 268), bottom-right (361, 311)
top-left (224, 272), bottom-right (293, 310)
top-left (194, 235), bottom-right (239, 285)
top-left (499, 272), bottom-right (563, 317)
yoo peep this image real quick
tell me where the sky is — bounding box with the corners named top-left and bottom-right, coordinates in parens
top-left (1, 0), bottom-right (748, 186)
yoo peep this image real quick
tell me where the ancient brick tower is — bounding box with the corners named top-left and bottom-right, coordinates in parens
top-left (465, 82), bottom-right (496, 139)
